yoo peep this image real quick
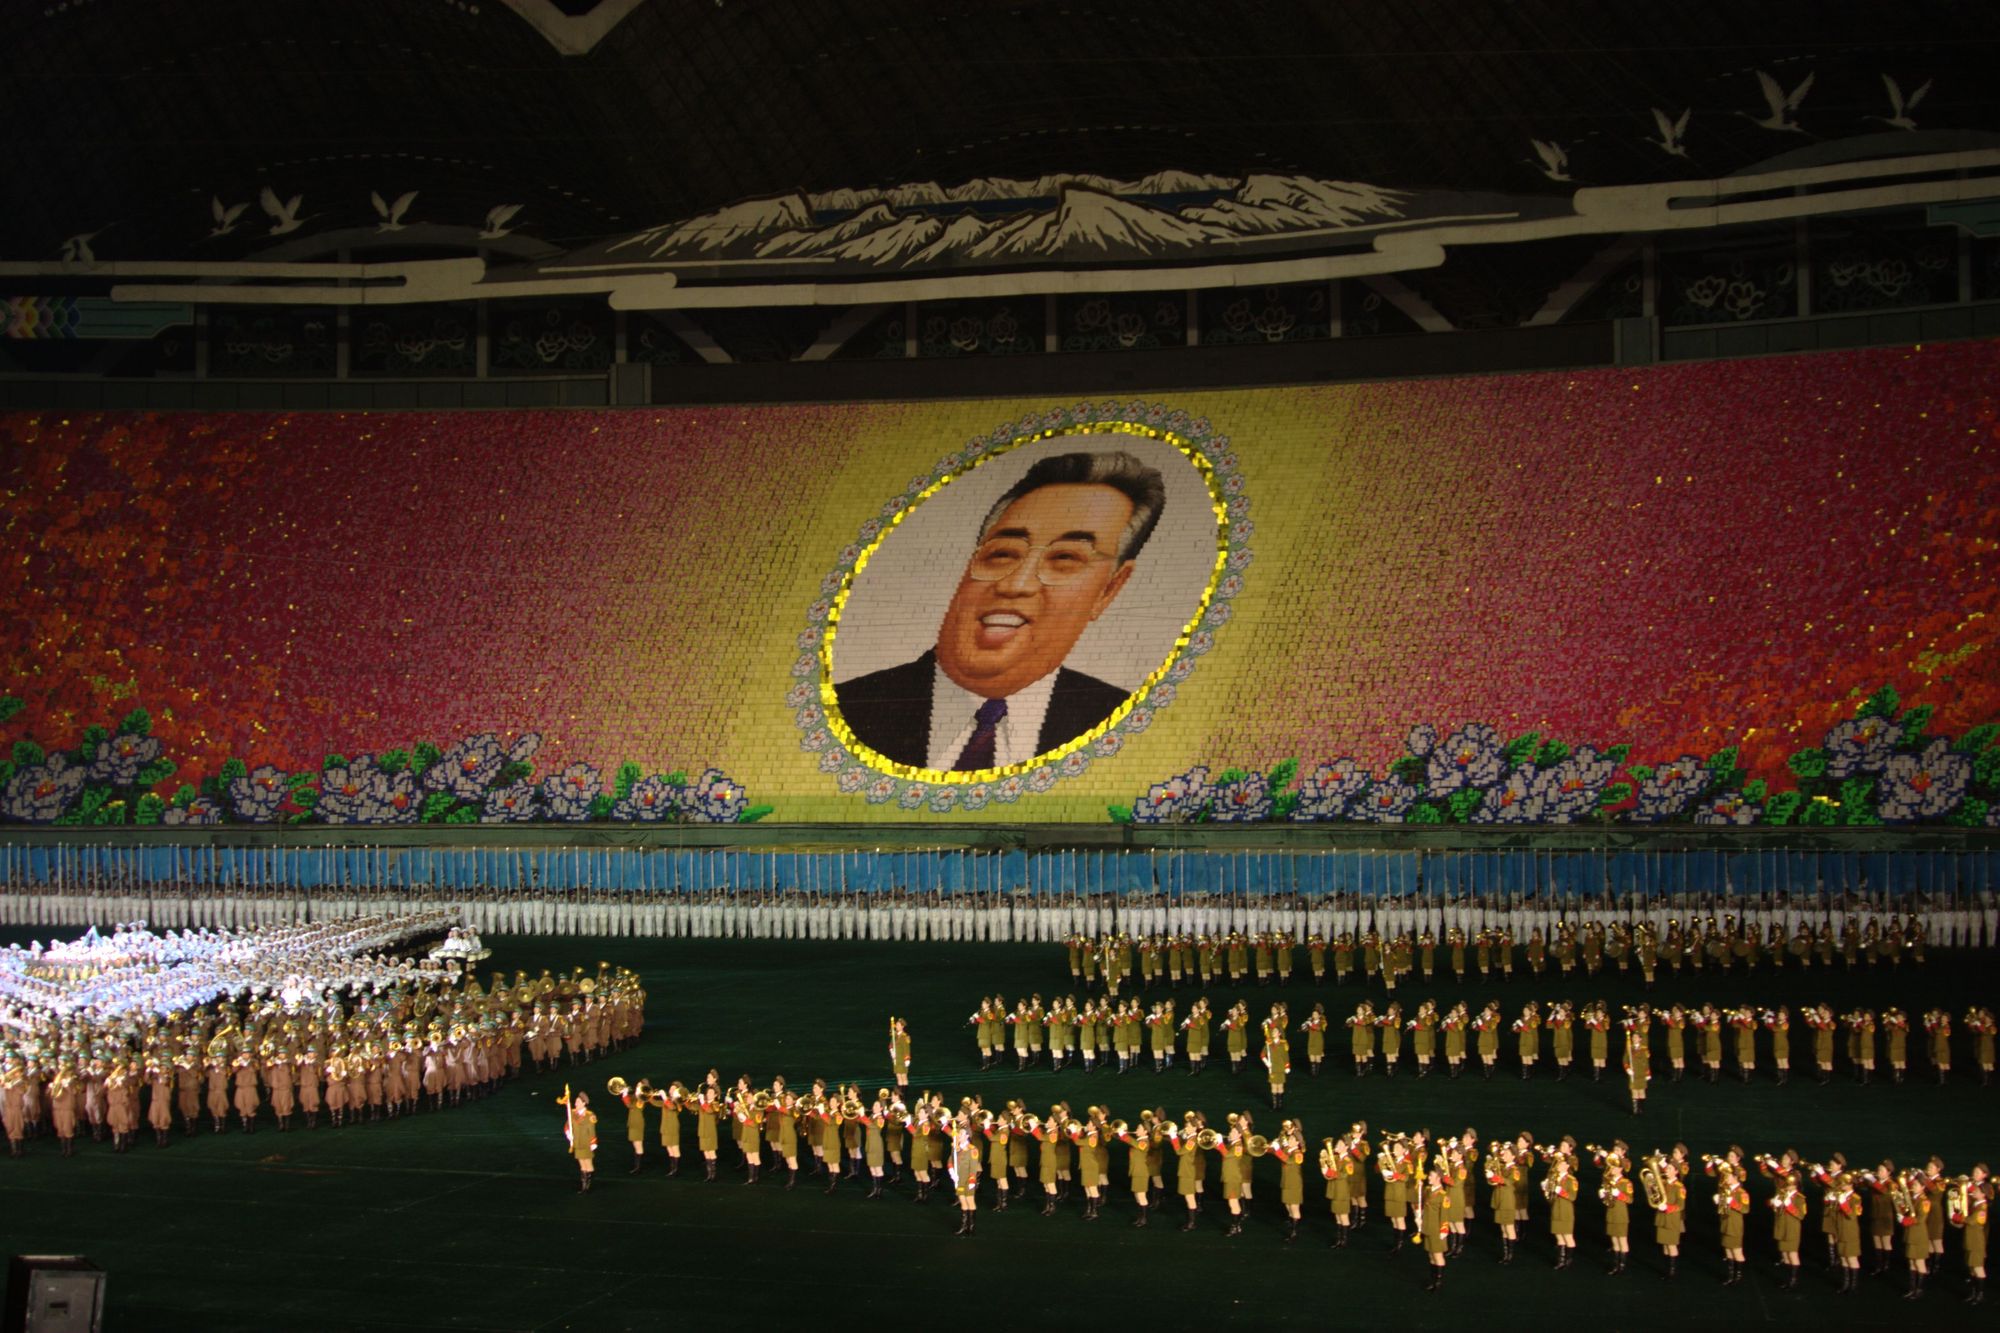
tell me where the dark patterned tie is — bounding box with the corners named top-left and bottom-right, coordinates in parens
top-left (953, 698), bottom-right (1009, 770)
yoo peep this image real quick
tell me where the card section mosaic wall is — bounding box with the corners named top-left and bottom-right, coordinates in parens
top-left (2, 340), bottom-right (1998, 827)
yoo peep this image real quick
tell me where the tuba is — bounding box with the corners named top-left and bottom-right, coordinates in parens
top-left (606, 1076), bottom-right (629, 1097)
top-left (1890, 1171), bottom-right (1917, 1224)
top-left (1946, 1176), bottom-right (1972, 1225)
top-left (1640, 1154), bottom-right (1669, 1211)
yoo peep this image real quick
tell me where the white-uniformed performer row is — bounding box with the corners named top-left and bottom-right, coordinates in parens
top-left (2, 878), bottom-right (1996, 947)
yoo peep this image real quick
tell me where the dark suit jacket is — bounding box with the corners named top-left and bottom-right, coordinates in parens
top-left (834, 649), bottom-right (1129, 771)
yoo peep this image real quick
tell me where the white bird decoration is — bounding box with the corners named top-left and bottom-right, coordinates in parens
top-left (1647, 107), bottom-right (1692, 159)
top-left (1742, 69), bottom-right (1814, 133)
top-left (59, 230), bottom-right (107, 263)
top-left (209, 196), bottom-right (249, 237)
top-left (260, 187), bottom-right (307, 236)
top-left (478, 204), bottom-right (524, 239)
top-left (372, 190), bottom-right (418, 232)
top-left (1869, 74), bottom-right (1931, 131)
top-left (1529, 139), bottom-right (1571, 183)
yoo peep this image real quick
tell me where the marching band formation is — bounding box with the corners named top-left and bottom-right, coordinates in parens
top-left (0, 916), bottom-right (641, 1155)
top-left (963, 993), bottom-right (2000, 1098)
top-left (564, 1062), bottom-right (1992, 1301)
top-left (1061, 908), bottom-right (1964, 996)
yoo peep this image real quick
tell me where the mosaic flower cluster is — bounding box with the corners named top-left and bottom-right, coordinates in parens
top-left (797, 399), bottom-right (1248, 805)
top-left (1112, 685), bottom-right (2000, 827)
top-left (0, 698), bottom-right (770, 826)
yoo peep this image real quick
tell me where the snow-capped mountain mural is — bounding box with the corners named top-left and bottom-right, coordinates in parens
top-left (590, 172), bottom-right (1505, 274)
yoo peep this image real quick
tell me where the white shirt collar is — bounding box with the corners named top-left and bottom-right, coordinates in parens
top-left (926, 663), bottom-right (1060, 771)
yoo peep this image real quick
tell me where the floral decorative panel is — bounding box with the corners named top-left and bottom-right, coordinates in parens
top-left (490, 301), bottom-right (613, 375)
top-left (2, 340), bottom-right (1998, 823)
top-left (351, 303), bottom-right (477, 377)
top-left (1659, 234), bottom-right (1797, 326)
top-left (209, 307), bottom-right (338, 378)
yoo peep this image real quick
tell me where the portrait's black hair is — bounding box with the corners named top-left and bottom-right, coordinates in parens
top-left (978, 449), bottom-right (1167, 563)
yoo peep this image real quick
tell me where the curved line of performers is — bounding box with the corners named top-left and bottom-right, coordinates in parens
top-left (0, 964), bottom-right (643, 1155)
top-left (559, 1075), bottom-right (1991, 1301)
top-left (1067, 914), bottom-right (1950, 995)
top-left (966, 995), bottom-right (2000, 1098)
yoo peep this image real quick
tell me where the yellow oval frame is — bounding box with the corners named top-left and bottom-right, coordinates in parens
top-left (813, 416), bottom-right (1237, 790)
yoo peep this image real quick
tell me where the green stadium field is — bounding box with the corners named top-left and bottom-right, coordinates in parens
top-left (0, 930), bottom-right (1988, 1331)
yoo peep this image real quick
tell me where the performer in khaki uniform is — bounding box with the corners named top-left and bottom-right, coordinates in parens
top-left (1952, 1166), bottom-right (1988, 1305)
top-left (620, 1081), bottom-right (648, 1174)
top-left (563, 1090), bottom-right (598, 1192)
top-left (1770, 1166), bottom-right (1807, 1289)
top-left (1714, 1163), bottom-right (1750, 1285)
top-left (889, 1018), bottom-right (911, 1094)
top-left (950, 1115), bottom-right (982, 1236)
top-left (1597, 1145), bottom-right (1633, 1275)
top-left (657, 1080), bottom-right (684, 1176)
top-left (1421, 1165), bottom-right (1452, 1291)
top-left (1546, 1147), bottom-right (1579, 1268)
top-left (1653, 1158), bottom-right (1687, 1279)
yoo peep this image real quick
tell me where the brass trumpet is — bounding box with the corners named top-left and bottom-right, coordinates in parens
top-left (606, 1075), bottom-right (629, 1097)
top-left (1108, 1118), bottom-right (1130, 1138)
top-left (1020, 1113), bottom-right (1042, 1136)
top-left (1246, 1134), bottom-right (1271, 1158)
top-left (1196, 1128), bottom-right (1223, 1151)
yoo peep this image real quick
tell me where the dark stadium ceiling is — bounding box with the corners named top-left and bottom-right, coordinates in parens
top-left (5, 0), bottom-right (2000, 311)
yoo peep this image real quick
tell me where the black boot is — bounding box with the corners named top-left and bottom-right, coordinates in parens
top-left (629, 1157), bottom-right (644, 1175)
top-left (1285, 1217), bottom-right (1298, 1243)
top-left (1041, 1196), bottom-right (1057, 1217)
top-left (1226, 1215), bottom-right (1242, 1236)
top-left (705, 1159), bottom-right (717, 1182)
top-left (867, 1179), bottom-right (882, 1198)
top-left (1183, 1209), bottom-right (1198, 1232)
top-left (1133, 1202), bottom-right (1149, 1229)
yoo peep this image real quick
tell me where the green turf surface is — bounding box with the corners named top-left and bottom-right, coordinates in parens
top-left (0, 930), bottom-right (1990, 1331)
